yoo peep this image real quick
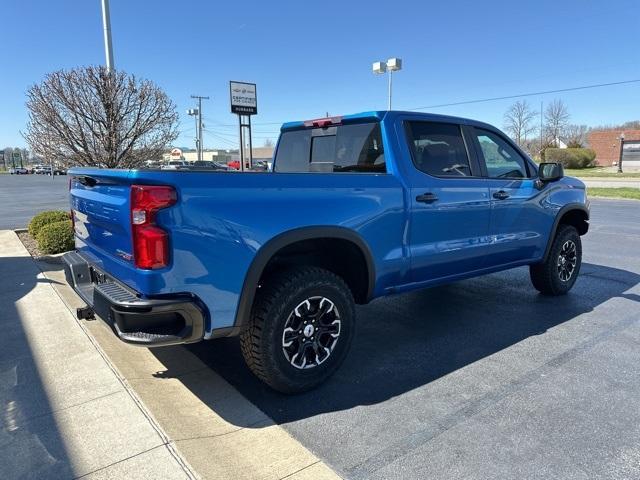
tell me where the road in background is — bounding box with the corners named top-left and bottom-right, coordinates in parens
top-left (188, 199), bottom-right (640, 480)
top-left (0, 175), bottom-right (69, 228)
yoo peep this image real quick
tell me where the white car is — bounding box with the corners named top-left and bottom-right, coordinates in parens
top-left (161, 160), bottom-right (189, 170)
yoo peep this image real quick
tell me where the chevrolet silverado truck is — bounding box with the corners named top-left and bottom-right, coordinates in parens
top-left (63, 111), bottom-right (589, 393)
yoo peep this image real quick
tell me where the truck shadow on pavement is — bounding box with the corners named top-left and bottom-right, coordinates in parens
top-left (0, 255), bottom-right (73, 479)
top-left (154, 262), bottom-right (639, 426)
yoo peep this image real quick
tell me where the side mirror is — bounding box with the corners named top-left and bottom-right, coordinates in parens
top-left (538, 162), bottom-right (564, 182)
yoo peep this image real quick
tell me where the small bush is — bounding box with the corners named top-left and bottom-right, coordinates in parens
top-left (28, 210), bottom-right (70, 237)
top-left (36, 220), bottom-right (74, 254)
top-left (545, 148), bottom-right (596, 169)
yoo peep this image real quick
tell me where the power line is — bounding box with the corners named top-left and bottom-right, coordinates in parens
top-left (201, 129), bottom-right (239, 147)
top-left (409, 78), bottom-right (640, 110)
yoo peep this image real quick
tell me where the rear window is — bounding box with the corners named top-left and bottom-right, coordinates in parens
top-left (274, 122), bottom-right (386, 173)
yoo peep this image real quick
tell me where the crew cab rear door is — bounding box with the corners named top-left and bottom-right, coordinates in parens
top-left (469, 127), bottom-right (546, 265)
top-left (401, 119), bottom-right (491, 282)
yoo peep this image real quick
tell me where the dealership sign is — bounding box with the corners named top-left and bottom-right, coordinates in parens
top-left (170, 148), bottom-right (182, 159)
top-left (229, 81), bottom-right (257, 115)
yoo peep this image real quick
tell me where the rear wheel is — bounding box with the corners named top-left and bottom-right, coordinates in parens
top-left (240, 266), bottom-right (355, 394)
top-left (530, 225), bottom-right (582, 295)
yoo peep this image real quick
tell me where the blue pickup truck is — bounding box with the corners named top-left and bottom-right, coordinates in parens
top-left (63, 111), bottom-right (589, 393)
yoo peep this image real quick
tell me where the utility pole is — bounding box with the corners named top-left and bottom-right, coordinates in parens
top-left (101, 0), bottom-right (114, 72)
top-left (190, 95), bottom-right (209, 162)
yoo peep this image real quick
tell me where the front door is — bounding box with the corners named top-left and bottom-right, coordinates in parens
top-left (404, 121), bottom-right (491, 283)
top-left (471, 127), bottom-right (546, 266)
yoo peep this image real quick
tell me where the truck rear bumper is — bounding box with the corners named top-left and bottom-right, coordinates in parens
top-left (62, 251), bottom-right (205, 347)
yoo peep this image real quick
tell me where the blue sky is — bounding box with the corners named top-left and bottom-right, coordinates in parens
top-left (1, 0), bottom-right (638, 150)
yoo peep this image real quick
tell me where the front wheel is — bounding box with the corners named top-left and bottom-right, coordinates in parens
top-left (240, 266), bottom-right (355, 394)
top-left (530, 225), bottom-right (582, 295)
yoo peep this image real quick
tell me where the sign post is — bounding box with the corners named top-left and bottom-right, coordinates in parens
top-left (12, 151), bottom-right (21, 169)
top-left (229, 81), bottom-right (257, 172)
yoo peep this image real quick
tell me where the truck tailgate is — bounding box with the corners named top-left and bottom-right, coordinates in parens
top-left (71, 171), bottom-right (134, 263)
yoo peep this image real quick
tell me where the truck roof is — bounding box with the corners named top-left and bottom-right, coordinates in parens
top-left (280, 110), bottom-right (497, 132)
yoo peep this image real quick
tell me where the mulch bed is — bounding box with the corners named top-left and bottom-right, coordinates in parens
top-left (16, 230), bottom-right (45, 257)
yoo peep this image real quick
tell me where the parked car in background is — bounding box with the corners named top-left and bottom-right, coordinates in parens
top-left (34, 165), bottom-right (48, 174)
top-left (227, 159), bottom-right (270, 171)
top-left (9, 167), bottom-right (29, 174)
top-left (189, 160), bottom-right (215, 170)
top-left (161, 160), bottom-right (189, 170)
top-left (64, 110), bottom-right (590, 394)
top-left (212, 161), bottom-right (232, 171)
top-left (227, 160), bottom-right (241, 170)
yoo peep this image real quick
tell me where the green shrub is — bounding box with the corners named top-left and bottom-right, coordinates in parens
top-left (545, 148), bottom-right (596, 169)
top-left (28, 210), bottom-right (70, 237)
top-left (36, 220), bottom-right (74, 254)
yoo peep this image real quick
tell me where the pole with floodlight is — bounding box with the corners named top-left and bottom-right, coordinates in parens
top-left (373, 58), bottom-right (402, 110)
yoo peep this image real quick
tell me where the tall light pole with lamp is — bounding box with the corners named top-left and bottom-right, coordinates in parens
top-left (372, 58), bottom-right (402, 110)
top-left (101, 0), bottom-right (115, 72)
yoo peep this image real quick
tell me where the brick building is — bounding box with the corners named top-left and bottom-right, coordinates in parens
top-left (588, 129), bottom-right (640, 166)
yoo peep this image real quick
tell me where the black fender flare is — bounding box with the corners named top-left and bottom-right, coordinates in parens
top-left (229, 226), bottom-right (376, 334)
top-left (542, 203), bottom-right (589, 262)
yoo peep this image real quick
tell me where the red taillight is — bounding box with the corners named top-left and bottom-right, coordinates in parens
top-left (130, 185), bottom-right (176, 269)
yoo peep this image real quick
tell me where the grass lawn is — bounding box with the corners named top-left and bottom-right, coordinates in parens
top-left (587, 187), bottom-right (640, 200)
top-left (564, 168), bottom-right (640, 178)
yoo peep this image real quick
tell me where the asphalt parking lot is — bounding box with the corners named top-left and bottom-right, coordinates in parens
top-left (0, 174), bottom-right (70, 229)
top-left (182, 198), bottom-right (640, 479)
top-left (3, 174), bottom-right (639, 479)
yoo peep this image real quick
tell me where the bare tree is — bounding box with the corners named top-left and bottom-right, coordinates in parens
top-left (25, 66), bottom-right (178, 168)
top-left (544, 99), bottom-right (570, 145)
top-left (2, 147), bottom-right (13, 169)
top-left (564, 124), bottom-right (588, 148)
top-left (503, 100), bottom-right (538, 146)
top-left (263, 138), bottom-right (275, 148)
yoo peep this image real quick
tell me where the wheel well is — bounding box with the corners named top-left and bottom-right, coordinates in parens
top-left (259, 237), bottom-right (371, 304)
top-left (558, 208), bottom-right (589, 235)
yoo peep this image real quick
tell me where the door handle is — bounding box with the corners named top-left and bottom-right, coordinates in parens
top-left (492, 190), bottom-right (510, 200)
top-left (416, 192), bottom-right (438, 203)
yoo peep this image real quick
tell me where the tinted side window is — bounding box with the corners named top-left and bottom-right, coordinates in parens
top-left (273, 129), bottom-right (311, 172)
top-left (406, 122), bottom-right (471, 177)
top-left (274, 122), bottom-right (385, 173)
top-left (475, 129), bottom-right (529, 178)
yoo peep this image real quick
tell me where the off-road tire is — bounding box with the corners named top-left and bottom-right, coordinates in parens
top-left (240, 266), bottom-right (356, 394)
top-left (530, 224), bottom-right (582, 295)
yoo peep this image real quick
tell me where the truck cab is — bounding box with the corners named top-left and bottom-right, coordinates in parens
top-left (63, 111), bottom-right (589, 393)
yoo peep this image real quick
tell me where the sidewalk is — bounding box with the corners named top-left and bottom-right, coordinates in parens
top-left (0, 229), bottom-right (341, 480)
top-left (581, 178), bottom-right (640, 188)
top-left (0, 230), bottom-right (195, 479)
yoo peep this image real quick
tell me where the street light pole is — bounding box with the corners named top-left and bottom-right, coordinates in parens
top-left (373, 58), bottom-right (402, 110)
top-left (101, 0), bottom-right (115, 72)
top-left (388, 70), bottom-right (392, 110)
top-left (618, 133), bottom-right (625, 173)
